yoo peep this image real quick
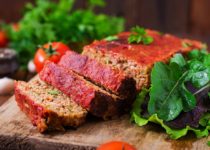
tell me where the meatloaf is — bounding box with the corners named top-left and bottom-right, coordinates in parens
top-left (15, 77), bottom-right (87, 133)
top-left (83, 30), bottom-right (204, 90)
top-left (59, 51), bottom-right (136, 98)
top-left (39, 61), bottom-right (130, 119)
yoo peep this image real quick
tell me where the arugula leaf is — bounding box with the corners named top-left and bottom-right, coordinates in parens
top-left (128, 26), bottom-right (153, 45)
top-left (187, 61), bottom-right (209, 88)
top-left (170, 53), bottom-right (186, 68)
top-left (186, 50), bottom-right (210, 88)
top-left (148, 62), bottom-right (196, 121)
top-left (188, 49), bottom-right (208, 61)
top-left (180, 83), bottom-right (196, 111)
top-left (203, 54), bottom-right (210, 67)
top-left (131, 89), bottom-right (210, 139)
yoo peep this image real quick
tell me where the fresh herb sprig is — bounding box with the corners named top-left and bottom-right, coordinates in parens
top-left (128, 26), bottom-right (153, 45)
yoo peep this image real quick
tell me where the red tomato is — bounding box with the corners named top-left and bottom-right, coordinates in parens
top-left (97, 141), bottom-right (136, 150)
top-left (0, 30), bottom-right (8, 47)
top-left (34, 42), bottom-right (70, 72)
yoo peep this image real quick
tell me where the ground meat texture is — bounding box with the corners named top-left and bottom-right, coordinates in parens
top-left (39, 61), bottom-right (130, 119)
top-left (83, 30), bottom-right (204, 91)
top-left (59, 51), bottom-right (136, 99)
top-left (14, 78), bottom-right (87, 133)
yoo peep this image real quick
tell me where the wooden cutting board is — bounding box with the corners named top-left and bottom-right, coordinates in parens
top-left (0, 96), bottom-right (210, 150)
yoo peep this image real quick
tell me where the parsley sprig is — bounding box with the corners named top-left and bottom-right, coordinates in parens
top-left (128, 26), bottom-right (154, 45)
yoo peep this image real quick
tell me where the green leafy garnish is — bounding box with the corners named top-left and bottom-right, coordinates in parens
top-left (148, 62), bottom-right (196, 121)
top-left (128, 26), bottom-right (153, 45)
top-left (199, 113), bottom-right (210, 127)
top-left (5, 0), bottom-right (124, 69)
top-left (104, 35), bottom-right (119, 41)
top-left (131, 89), bottom-right (210, 139)
top-left (48, 90), bottom-right (60, 95)
top-left (203, 53), bottom-right (210, 67)
top-left (148, 50), bottom-right (210, 121)
top-left (187, 60), bottom-right (210, 88)
top-left (170, 53), bottom-right (186, 68)
top-left (188, 49), bottom-right (208, 60)
top-left (131, 49), bottom-right (210, 139)
top-left (186, 50), bottom-right (210, 88)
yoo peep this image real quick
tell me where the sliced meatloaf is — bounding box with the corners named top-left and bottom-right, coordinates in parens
top-left (39, 61), bottom-right (130, 119)
top-left (83, 30), bottom-right (204, 90)
top-left (15, 77), bottom-right (87, 133)
top-left (59, 51), bottom-right (136, 99)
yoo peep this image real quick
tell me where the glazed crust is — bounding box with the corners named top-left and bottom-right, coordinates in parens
top-left (83, 30), bottom-right (204, 90)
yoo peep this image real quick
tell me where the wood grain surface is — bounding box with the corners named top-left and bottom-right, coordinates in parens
top-left (0, 95), bottom-right (11, 106)
top-left (0, 96), bottom-right (210, 150)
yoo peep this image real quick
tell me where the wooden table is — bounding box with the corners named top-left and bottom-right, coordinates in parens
top-left (0, 95), bottom-right (11, 106)
top-left (0, 95), bottom-right (210, 150)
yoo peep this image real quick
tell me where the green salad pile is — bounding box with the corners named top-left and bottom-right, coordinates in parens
top-left (131, 49), bottom-right (210, 139)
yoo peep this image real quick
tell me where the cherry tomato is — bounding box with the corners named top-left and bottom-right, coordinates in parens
top-left (97, 141), bottom-right (136, 150)
top-left (0, 30), bottom-right (8, 48)
top-left (34, 42), bottom-right (70, 72)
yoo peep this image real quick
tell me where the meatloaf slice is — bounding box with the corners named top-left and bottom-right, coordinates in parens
top-left (15, 78), bottom-right (87, 133)
top-left (39, 61), bottom-right (130, 119)
top-left (59, 51), bottom-right (136, 99)
top-left (83, 30), bottom-right (204, 91)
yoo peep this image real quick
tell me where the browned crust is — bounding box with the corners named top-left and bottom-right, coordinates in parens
top-left (83, 30), bottom-right (204, 91)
